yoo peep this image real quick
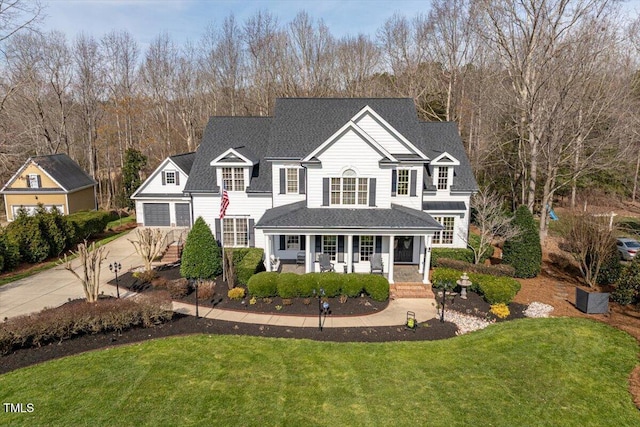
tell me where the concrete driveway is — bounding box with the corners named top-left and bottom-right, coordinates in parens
top-left (0, 231), bottom-right (144, 320)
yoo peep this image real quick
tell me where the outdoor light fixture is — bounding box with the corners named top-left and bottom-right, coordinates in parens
top-left (192, 264), bottom-right (199, 319)
top-left (109, 262), bottom-right (122, 299)
top-left (313, 288), bottom-right (330, 331)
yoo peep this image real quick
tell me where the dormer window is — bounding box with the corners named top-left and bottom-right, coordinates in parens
top-left (162, 170), bottom-right (179, 186)
top-left (437, 167), bottom-right (449, 190)
top-left (222, 167), bottom-right (244, 191)
top-left (397, 169), bottom-right (410, 195)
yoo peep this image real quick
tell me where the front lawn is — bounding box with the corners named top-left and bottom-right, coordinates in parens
top-left (1, 317), bottom-right (638, 426)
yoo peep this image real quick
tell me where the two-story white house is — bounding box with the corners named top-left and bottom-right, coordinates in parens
top-left (173, 98), bottom-right (477, 284)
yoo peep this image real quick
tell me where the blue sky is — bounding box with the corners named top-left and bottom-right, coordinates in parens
top-left (41, 0), bottom-right (432, 47)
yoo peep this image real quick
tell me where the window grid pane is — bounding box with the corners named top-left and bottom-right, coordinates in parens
top-left (165, 171), bottom-right (176, 184)
top-left (323, 235), bottom-right (337, 261)
top-left (286, 235), bottom-right (299, 250)
top-left (397, 169), bottom-right (409, 195)
top-left (236, 218), bottom-right (248, 246)
top-left (331, 178), bottom-right (341, 205)
top-left (433, 216), bottom-right (454, 245)
top-left (233, 168), bottom-right (244, 191)
top-left (286, 168), bottom-right (298, 193)
top-left (357, 178), bottom-right (368, 205)
top-left (438, 167), bottom-right (448, 190)
top-left (343, 178), bottom-right (356, 205)
top-left (223, 218), bottom-right (235, 247)
top-left (360, 235), bottom-right (374, 261)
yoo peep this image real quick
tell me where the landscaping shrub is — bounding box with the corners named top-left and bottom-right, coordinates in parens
top-left (298, 273), bottom-right (319, 297)
top-left (0, 232), bottom-right (20, 272)
top-left (342, 274), bottom-right (364, 297)
top-left (431, 248), bottom-right (474, 264)
top-left (362, 274), bottom-right (389, 301)
top-left (38, 206), bottom-right (75, 257)
top-left (0, 293), bottom-right (172, 355)
top-left (431, 267), bottom-right (521, 304)
top-left (468, 233), bottom-right (495, 263)
top-left (320, 272), bottom-right (342, 297)
top-left (6, 213), bottom-right (50, 263)
top-left (612, 259), bottom-right (640, 305)
top-left (502, 206), bottom-right (542, 278)
top-left (232, 248), bottom-right (265, 285)
top-left (435, 258), bottom-right (516, 277)
top-left (181, 217), bottom-right (222, 280)
top-left (247, 272), bottom-right (279, 297)
top-left (166, 278), bottom-right (190, 299)
top-left (490, 303), bottom-right (510, 319)
top-left (277, 273), bottom-right (301, 298)
top-left (197, 280), bottom-right (215, 300)
top-left (596, 243), bottom-right (623, 286)
top-left (228, 287), bottom-right (246, 300)
top-left (67, 210), bottom-right (111, 241)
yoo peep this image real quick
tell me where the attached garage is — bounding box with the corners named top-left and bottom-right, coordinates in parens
top-left (143, 203), bottom-right (170, 226)
top-left (175, 203), bottom-right (191, 227)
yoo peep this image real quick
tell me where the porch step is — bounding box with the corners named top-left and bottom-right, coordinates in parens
top-left (390, 283), bottom-right (435, 299)
top-left (160, 243), bottom-right (183, 264)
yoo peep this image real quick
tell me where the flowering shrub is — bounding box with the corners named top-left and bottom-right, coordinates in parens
top-left (490, 303), bottom-right (510, 319)
top-left (228, 287), bottom-right (246, 300)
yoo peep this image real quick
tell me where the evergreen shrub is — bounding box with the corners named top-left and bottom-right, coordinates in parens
top-left (247, 272), bottom-right (279, 297)
top-left (502, 206), bottom-right (542, 278)
top-left (180, 217), bottom-right (222, 280)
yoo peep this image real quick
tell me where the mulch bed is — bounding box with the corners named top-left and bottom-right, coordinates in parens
top-left (1, 266), bottom-right (527, 375)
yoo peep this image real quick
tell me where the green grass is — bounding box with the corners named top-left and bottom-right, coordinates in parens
top-left (1, 318), bottom-right (638, 426)
top-left (106, 215), bottom-right (136, 230)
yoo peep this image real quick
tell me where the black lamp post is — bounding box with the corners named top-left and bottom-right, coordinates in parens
top-left (313, 288), bottom-right (330, 331)
top-left (439, 280), bottom-right (453, 323)
top-left (109, 262), bottom-right (122, 299)
top-left (194, 279), bottom-right (199, 318)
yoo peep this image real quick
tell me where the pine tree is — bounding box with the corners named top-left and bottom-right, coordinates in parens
top-left (503, 206), bottom-right (542, 278)
top-left (180, 217), bottom-right (222, 279)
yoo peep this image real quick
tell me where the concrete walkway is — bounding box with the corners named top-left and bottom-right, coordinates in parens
top-left (1, 231), bottom-right (438, 327)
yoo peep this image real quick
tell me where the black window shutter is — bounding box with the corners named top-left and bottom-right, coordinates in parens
top-left (300, 235), bottom-right (305, 250)
top-left (279, 169), bottom-right (286, 194)
top-left (322, 178), bottom-right (330, 206)
top-left (248, 219), bottom-right (255, 247)
top-left (37, 175), bottom-right (41, 188)
top-left (162, 171), bottom-right (166, 185)
top-left (214, 219), bottom-right (221, 245)
top-left (279, 235), bottom-right (286, 251)
top-left (26, 176), bottom-right (31, 188)
top-left (299, 169), bottom-right (306, 194)
top-left (175, 172), bottom-right (180, 186)
top-left (375, 236), bottom-right (382, 253)
top-left (391, 170), bottom-right (397, 196)
top-left (338, 236), bottom-right (344, 262)
top-left (369, 178), bottom-right (376, 207)
top-left (352, 236), bottom-right (359, 263)
top-left (410, 170), bottom-right (417, 196)
top-left (315, 235), bottom-right (322, 253)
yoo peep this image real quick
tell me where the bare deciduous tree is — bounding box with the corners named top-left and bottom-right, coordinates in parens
top-left (129, 228), bottom-right (167, 272)
top-left (64, 241), bottom-right (108, 303)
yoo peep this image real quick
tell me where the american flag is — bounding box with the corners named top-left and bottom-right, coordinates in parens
top-left (220, 184), bottom-right (229, 219)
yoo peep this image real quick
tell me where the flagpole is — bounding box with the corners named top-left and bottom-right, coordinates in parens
top-left (221, 216), bottom-right (225, 283)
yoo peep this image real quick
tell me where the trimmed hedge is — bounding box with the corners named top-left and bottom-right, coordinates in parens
top-left (503, 206), bottom-right (542, 278)
top-left (231, 248), bottom-right (265, 285)
top-left (432, 267), bottom-right (521, 304)
top-left (247, 272), bottom-right (389, 301)
top-left (435, 258), bottom-right (516, 277)
top-left (0, 293), bottom-right (172, 355)
top-left (431, 248), bottom-right (474, 264)
top-left (67, 210), bottom-right (111, 242)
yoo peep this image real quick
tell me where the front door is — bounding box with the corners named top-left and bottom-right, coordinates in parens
top-left (394, 236), bottom-right (413, 263)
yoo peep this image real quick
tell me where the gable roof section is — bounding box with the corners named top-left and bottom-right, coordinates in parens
top-left (256, 201), bottom-right (443, 230)
top-left (169, 152), bottom-right (195, 175)
top-left (1, 153), bottom-right (96, 193)
top-left (184, 117), bottom-right (272, 193)
top-left (418, 122), bottom-right (478, 192)
top-left (132, 152), bottom-right (196, 198)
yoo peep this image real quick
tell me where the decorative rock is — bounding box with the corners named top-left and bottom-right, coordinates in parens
top-left (439, 310), bottom-right (495, 335)
top-left (524, 302), bottom-right (554, 318)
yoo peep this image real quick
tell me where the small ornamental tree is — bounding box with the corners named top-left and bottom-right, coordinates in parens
top-left (181, 217), bottom-right (222, 280)
top-left (129, 228), bottom-right (166, 272)
top-left (502, 206), bottom-right (542, 278)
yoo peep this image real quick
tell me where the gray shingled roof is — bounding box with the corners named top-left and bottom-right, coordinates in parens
top-left (423, 201), bottom-right (467, 211)
top-left (185, 98), bottom-right (477, 194)
top-left (169, 152), bottom-right (195, 175)
top-left (1, 154), bottom-right (96, 193)
top-left (256, 201), bottom-right (443, 230)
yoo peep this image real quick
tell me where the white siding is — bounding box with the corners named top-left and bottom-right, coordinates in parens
top-left (423, 193), bottom-right (472, 248)
top-left (136, 160), bottom-right (188, 195)
top-left (271, 162), bottom-right (306, 207)
top-left (308, 128), bottom-right (391, 208)
top-left (391, 165), bottom-right (424, 211)
top-left (354, 113), bottom-right (412, 154)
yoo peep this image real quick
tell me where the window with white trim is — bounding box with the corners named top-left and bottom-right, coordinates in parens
top-left (437, 167), bottom-right (449, 190)
top-left (286, 168), bottom-right (298, 193)
top-left (28, 174), bottom-right (39, 188)
top-left (360, 235), bottom-right (374, 261)
top-left (222, 167), bottom-right (244, 191)
top-left (223, 218), bottom-right (248, 247)
top-left (330, 170), bottom-right (368, 205)
top-left (322, 235), bottom-right (337, 261)
top-left (397, 169), bottom-right (409, 195)
top-left (165, 171), bottom-right (176, 185)
top-left (286, 235), bottom-right (300, 250)
top-left (433, 216), bottom-right (455, 245)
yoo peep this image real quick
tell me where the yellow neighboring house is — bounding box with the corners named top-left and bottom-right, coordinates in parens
top-left (1, 154), bottom-right (98, 221)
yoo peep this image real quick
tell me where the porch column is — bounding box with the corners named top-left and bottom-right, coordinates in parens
top-left (264, 233), bottom-right (272, 271)
top-left (305, 234), bottom-right (312, 273)
top-left (418, 235), bottom-right (425, 274)
top-left (347, 234), bottom-right (353, 274)
top-left (423, 234), bottom-right (433, 284)
top-left (388, 235), bottom-right (394, 284)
